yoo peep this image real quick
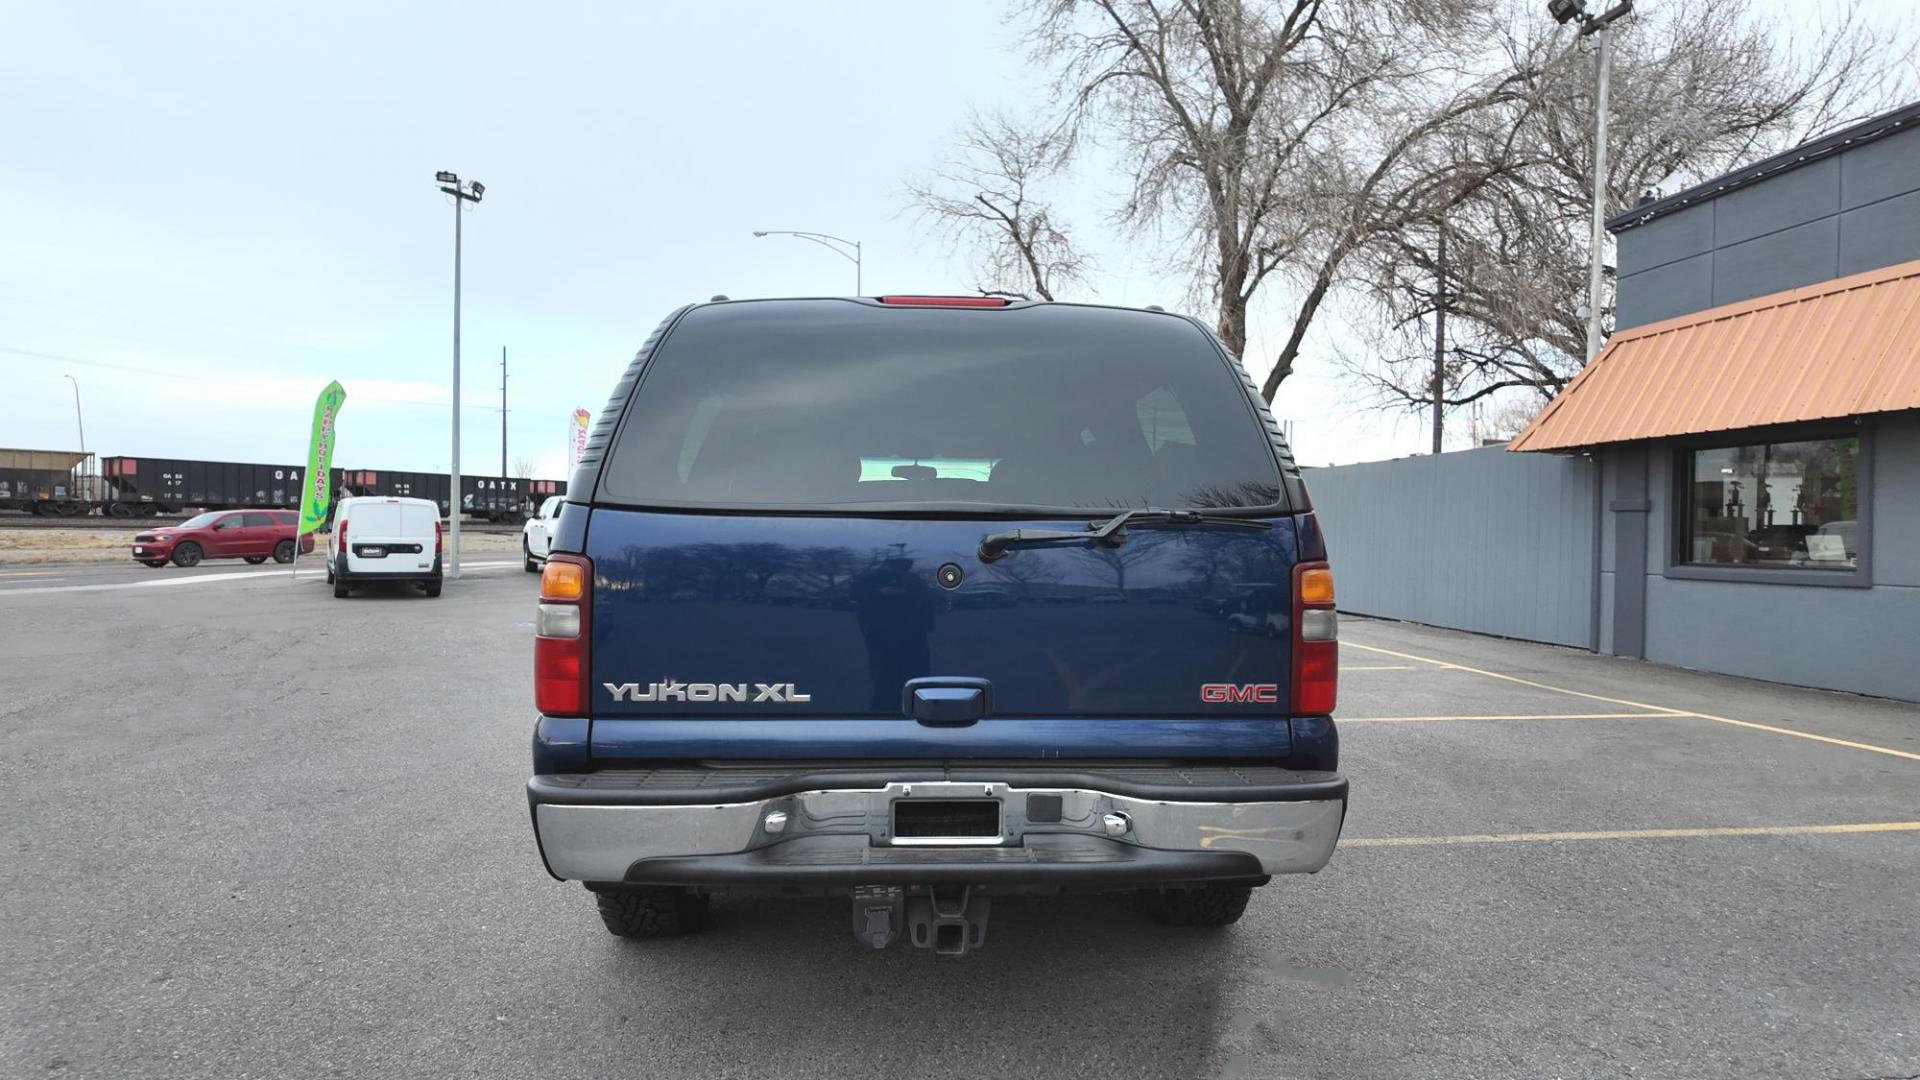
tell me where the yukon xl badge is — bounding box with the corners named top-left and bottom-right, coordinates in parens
top-left (604, 680), bottom-right (812, 703)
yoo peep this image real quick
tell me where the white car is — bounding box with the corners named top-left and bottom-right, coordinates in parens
top-left (328, 496), bottom-right (443, 598)
top-left (522, 495), bottom-right (564, 572)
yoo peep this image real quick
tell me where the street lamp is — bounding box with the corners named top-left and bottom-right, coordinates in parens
top-left (437, 170), bottom-right (485, 579)
top-left (1550, 0), bottom-right (1634, 361)
top-left (61, 374), bottom-right (86, 455)
top-left (752, 230), bottom-right (862, 294)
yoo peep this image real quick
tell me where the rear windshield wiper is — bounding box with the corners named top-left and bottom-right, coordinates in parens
top-left (977, 508), bottom-right (1271, 562)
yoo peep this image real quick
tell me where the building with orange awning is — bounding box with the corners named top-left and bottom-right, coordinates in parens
top-left (1510, 102), bottom-right (1918, 699)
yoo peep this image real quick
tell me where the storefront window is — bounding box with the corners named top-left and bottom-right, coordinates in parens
top-left (1683, 436), bottom-right (1859, 570)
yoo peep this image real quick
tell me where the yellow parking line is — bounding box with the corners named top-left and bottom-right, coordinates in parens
top-left (1343, 712), bottom-right (1669, 723)
top-left (1343, 821), bottom-right (1920, 847)
top-left (1668, 711), bottom-right (1920, 763)
top-left (1343, 641), bottom-right (1690, 714)
top-left (1343, 639), bottom-right (1920, 763)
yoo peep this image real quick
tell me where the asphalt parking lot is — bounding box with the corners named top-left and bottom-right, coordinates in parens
top-left (3, 559), bottom-right (1916, 1080)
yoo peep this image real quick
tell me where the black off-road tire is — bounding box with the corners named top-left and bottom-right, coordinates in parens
top-left (1139, 884), bottom-right (1253, 927)
top-left (244, 556), bottom-right (268, 564)
top-left (273, 540), bottom-right (296, 564)
top-left (595, 888), bottom-right (709, 939)
top-left (171, 542), bottom-right (203, 568)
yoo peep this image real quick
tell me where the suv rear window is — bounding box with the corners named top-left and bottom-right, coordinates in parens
top-left (599, 302), bottom-right (1285, 512)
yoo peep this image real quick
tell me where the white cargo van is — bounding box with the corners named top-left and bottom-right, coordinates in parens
top-left (328, 496), bottom-right (443, 598)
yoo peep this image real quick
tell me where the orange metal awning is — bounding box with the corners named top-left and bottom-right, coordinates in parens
top-left (1510, 257), bottom-right (1920, 452)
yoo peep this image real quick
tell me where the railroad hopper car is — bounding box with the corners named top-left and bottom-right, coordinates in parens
top-left (100, 456), bottom-right (342, 517)
top-left (0, 449), bottom-right (96, 515)
top-left (339, 469), bottom-right (451, 516)
top-left (2, 446), bottom-right (567, 522)
top-left (340, 469), bottom-right (562, 523)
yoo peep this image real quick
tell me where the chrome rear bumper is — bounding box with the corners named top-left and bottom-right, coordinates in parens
top-left (531, 775), bottom-right (1346, 884)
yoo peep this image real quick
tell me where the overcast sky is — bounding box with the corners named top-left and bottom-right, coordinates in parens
top-left (0, 1), bottom-right (1895, 478)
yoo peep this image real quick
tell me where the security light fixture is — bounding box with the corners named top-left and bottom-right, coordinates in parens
top-left (436, 170), bottom-right (458, 183)
top-left (1549, 0), bottom-right (1631, 35)
top-left (469, 181), bottom-right (484, 200)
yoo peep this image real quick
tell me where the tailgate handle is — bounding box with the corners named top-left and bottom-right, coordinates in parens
top-left (904, 678), bottom-right (992, 726)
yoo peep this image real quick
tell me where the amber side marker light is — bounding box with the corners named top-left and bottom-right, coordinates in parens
top-left (541, 560), bottom-right (585, 601)
top-left (1299, 566), bottom-right (1335, 605)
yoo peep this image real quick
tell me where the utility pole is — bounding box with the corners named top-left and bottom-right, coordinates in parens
top-left (500, 346), bottom-right (508, 480)
top-left (435, 171), bottom-right (484, 580)
top-left (1431, 224), bottom-right (1447, 455)
top-left (1549, 1), bottom-right (1633, 361)
top-left (1584, 23), bottom-right (1613, 361)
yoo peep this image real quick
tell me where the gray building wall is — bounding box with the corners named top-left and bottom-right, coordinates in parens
top-left (1311, 111), bottom-right (1919, 701)
top-left (1614, 121), bottom-right (1920, 330)
top-left (1599, 411), bottom-right (1920, 702)
top-left (1303, 446), bottom-right (1597, 648)
top-left (1599, 110), bottom-right (1920, 701)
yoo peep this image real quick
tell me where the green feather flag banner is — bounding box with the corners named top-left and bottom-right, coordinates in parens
top-left (299, 381), bottom-right (347, 535)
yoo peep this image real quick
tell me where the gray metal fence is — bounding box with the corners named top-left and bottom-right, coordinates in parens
top-left (1303, 445), bottom-right (1598, 648)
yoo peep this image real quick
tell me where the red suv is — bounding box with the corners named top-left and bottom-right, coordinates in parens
top-left (131, 510), bottom-right (316, 568)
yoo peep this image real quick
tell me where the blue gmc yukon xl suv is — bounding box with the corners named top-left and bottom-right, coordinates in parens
top-left (528, 295), bottom-right (1345, 955)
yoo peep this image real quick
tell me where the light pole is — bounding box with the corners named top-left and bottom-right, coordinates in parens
top-left (752, 230), bottom-right (862, 294)
top-left (61, 374), bottom-right (86, 454)
top-left (436, 170), bottom-right (484, 579)
top-left (1550, 0), bottom-right (1633, 361)
top-left (1430, 224), bottom-right (1447, 455)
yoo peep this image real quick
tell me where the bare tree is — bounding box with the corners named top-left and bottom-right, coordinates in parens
top-left (511, 454), bottom-right (540, 480)
top-left (906, 112), bottom-right (1086, 300)
top-left (1023, 0), bottom-right (1537, 400)
top-left (1345, 0), bottom-right (1916, 419)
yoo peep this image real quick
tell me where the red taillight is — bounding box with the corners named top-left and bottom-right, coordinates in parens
top-left (534, 553), bottom-right (592, 716)
top-left (434, 520), bottom-right (443, 554)
top-left (875, 295), bottom-right (1010, 307)
top-left (1292, 561), bottom-right (1337, 715)
top-left (337, 518), bottom-right (346, 554)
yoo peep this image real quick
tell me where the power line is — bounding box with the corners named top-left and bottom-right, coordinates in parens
top-left (0, 345), bottom-right (493, 411)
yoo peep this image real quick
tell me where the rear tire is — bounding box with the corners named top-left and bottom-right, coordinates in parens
top-left (272, 539), bottom-right (296, 564)
top-left (333, 577), bottom-right (350, 598)
top-left (523, 539), bottom-right (539, 573)
top-left (244, 556), bottom-right (268, 565)
top-left (1139, 884), bottom-right (1253, 927)
top-left (171, 542), bottom-right (203, 568)
top-left (422, 577), bottom-right (442, 598)
top-left (595, 888), bottom-right (709, 939)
